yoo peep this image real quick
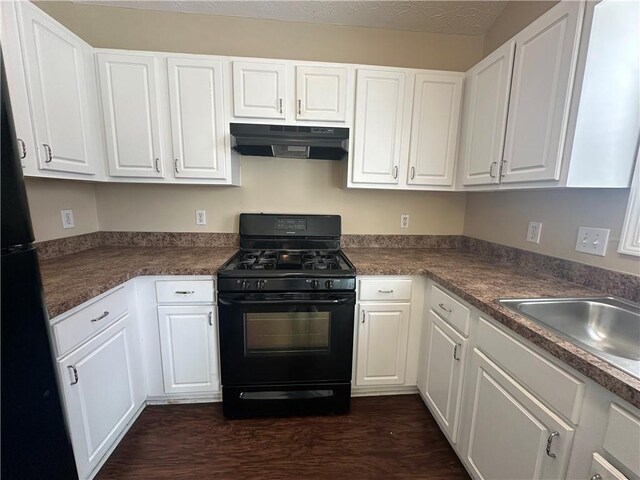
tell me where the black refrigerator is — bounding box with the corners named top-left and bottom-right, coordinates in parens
top-left (1, 51), bottom-right (79, 479)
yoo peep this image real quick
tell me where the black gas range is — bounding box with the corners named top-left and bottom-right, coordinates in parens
top-left (217, 214), bottom-right (356, 419)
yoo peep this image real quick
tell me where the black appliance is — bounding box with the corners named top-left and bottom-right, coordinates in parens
top-left (230, 123), bottom-right (349, 160)
top-left (217, 214), bottom-right (356, 418)
top-left (0, 52), bottom-right (78, 479)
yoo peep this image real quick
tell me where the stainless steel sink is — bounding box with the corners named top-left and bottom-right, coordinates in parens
top-left (498, 297), bottom-right (640, 379)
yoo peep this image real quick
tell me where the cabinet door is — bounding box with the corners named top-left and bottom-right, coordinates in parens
top-left (1, 1), bottom-right (37, 174)
top-left (157, 306), bottom-right (219, 394)
top-left (351, 69), bottom-right (408, 185)
top-left (167, 57), bottom-right (228, 180)
top-left (356, 303), bottom-right (410, 386)
top-left (58, 319), bottom-right (139, 480)
top-left (17, 1), bottom-right (95, 175)
top-left (232, 61), bottom-right (286, 119)
top-left (463, 348), bottom-right (574, 480)
top-left (422, 311), bottom-right (467, 443)
top-left (501, 1), bottom-right (583, 184)
top-left (295, 65), bottom-right (348, 122)
top-left (97, 52), bottom-right (164, 178)
top-left (459, 41), bottom-right (515, 187)
top-left (407, 73), bottom-right (462, 187)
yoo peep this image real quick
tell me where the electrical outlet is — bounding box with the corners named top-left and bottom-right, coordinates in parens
top-left (400, 214), bottom-right (409, 229)
top-left (575, 227), bottom-right (610, 256)
top-left (195, 210), bottom-right (207, 225)
top-left (61, 209), bottom-right (74, 229)
top-left (526, 221), bottom-right (542, 244)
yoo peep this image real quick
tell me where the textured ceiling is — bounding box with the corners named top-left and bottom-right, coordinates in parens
top-left (72, 1), bottom-right (508, 35)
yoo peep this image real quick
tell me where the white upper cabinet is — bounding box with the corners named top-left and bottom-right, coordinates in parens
top-left (295, 65), bottom-right (348, 122)
top-left (351, 69), bottom-right (408, 185)
top-left (17, 1), bottom-right (97, 176)
top-left (97, 52), bottom-right (164, 178)
top-left (167, 57), bottom-right (227, 180)
top-left (407, 73), bottom-right (462, 187)
top-left (501, 1), bottom-right (583, 184)
top-left (459, 41), bottom-right (515, 187)
top-left (232, 60), bottom-right (287, 119)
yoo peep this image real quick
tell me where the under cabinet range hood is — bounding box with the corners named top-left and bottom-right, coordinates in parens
top-left (230, 123), bottom-right (349, 160)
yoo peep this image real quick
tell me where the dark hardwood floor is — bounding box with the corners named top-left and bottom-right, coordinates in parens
top-left (96, 395), bottom-right (469, 480)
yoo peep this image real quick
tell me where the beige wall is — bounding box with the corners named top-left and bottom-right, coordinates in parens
top-left (34, 1), bottom-right (483, 71)
top-left (25, 178), bottom-right (99, 241)
top-left (96, 157), bottom-right (467, 235)
top-left (483, 0), bottom-right (559, 55)
top-left (464, 189), bottom-right (638, 275)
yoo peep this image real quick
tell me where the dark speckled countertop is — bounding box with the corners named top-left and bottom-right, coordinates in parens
top-left (39, 246), bottom-right (640, 408)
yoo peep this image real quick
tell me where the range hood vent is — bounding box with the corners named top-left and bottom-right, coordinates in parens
top-left (230, 123), bottom-right (349, 160)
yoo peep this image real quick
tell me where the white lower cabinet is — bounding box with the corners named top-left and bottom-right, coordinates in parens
top-left (157, 305), bottom-right (219, 394)
top-left (57, 315), bottom-right (145, 480)
top-left (463, 348), bottom-right (574, 480)
top-left (420, 310), bottom-right (467, 443)
top-left (590, 453), bottom-right (629, 480)
top-left (356, 302), bottom-right (410, 386)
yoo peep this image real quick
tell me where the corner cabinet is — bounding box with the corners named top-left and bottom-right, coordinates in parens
top-left (349, 68), bottom-right (463, 190)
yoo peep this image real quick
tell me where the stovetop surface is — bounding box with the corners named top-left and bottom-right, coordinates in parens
top-left (220, 249), bottom-right (355, 275)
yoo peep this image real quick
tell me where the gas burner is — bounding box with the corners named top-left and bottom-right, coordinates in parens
top-left (302, 259), bottom-right (339, 270)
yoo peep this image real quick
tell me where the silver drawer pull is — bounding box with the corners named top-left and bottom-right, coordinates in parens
top-left (453, 344), bottom-right (462, 361)
top-left (590, 475), bottom-right (602, 480)
top-left (43, 143), bottom-right (52, 163)
top-left (438, 303), bottom-right (452, 313)
top-left (175, 290), bottom-right (195, 295)
top-left (18, 138), bottom-right (27, 159)
top-left (546, 431), bottom-right (559, 458)
top-left (378, 289), bottom-right (394, 294)
top-left (67, 365), bottom-right (79, 385)
top-left (90, 311), bottom-right (109, 323)
top-left (208, 311), bottom-right (213, 326)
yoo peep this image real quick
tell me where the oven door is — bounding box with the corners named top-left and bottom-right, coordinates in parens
top-left (217, 292), bottom-right (355, 386)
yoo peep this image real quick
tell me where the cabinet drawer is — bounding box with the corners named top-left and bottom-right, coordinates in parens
top-left (591, 453), bottom-right (629, 480)
top-left (155, 280), bottom-right (215, 304)
top-left (359, 279), bottom-right (412, 302)
top-left (476, 317), bottom-right (584, 423)
top-left (53, 286), bottom-right (128, 357)
top-left (603, 404), bottom-right (640, 477)
top-left (430, 285), bottom-right (470, 336)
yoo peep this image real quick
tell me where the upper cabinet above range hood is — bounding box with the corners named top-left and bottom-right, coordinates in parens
top-left (230, 123), bottom-right (349, 160)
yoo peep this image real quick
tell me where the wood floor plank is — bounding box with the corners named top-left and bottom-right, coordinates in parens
top-left (96, 395), bottom-right (469, 479)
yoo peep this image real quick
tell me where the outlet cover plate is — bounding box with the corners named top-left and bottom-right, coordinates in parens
top-left (195, 210), bottom-right (207, 225)
top-left (575, 227), bottom-right (610, 256)
top-left (527, 221), bottom-right (542, 244)
top-left (400, 214), bottom-right (409, 229)
top-left (61, 209), bottom-right (74, 229)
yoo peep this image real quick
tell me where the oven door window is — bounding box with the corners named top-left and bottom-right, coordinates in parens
top-left (245, 311), bottom-right (330, 354)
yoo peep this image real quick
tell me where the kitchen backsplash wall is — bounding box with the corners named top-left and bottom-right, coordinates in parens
top-left (95, 157), bottom-right (468, 235)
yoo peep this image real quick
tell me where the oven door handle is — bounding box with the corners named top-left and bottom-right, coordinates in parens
top-left (218, 298), bottom-right (354, 306)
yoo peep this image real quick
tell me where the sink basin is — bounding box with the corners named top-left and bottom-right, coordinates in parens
top-left (498, 297), bottom-right (640, 379)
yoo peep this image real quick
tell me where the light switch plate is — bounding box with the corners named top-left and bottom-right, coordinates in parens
top-left (575, 227), bottom-right (610, 256)
top-left (61, 209), bottom-right (74, 229)
top-left (195, 210), bottom-right (207, 225)
top-left (527, 221), bottom-right (542, 244)
top-left (400, 214), bottom-right (409, 229)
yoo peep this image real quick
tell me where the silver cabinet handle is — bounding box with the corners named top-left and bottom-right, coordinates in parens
top-left (590, 475), bottom-right (602, 480)
top-left (361, 310), bottom-right (365, 324)
top-left (378, 289), bottom-right (394, 294)
top-left (489, 161), bottom-right (497, 178)
top-left (298, 99), bottom-right (302, 115)
top-left (546, 431), bottom-right (559, 458)
top-left (393, 166), bottom-right (398, 179)
top-left (90, 311), bottom-right (109, 323)
top-left (438, 303), bottom-right (452, 313)
top-left (43, 143), bottom-right (52, 163)
top-left (410, 166), bottom-right (415, 180)
top-left (67, 365), bottom-right (79, 385)
top-left (18, 138), bottom-right (27, 159)
top-left (500, 159), bottom-right (507, 178)
top-left (174, 158), bottom-right (179, 174)
top-left (453, 344), bottom-right (462, 361)
top-left (175, 290), bottom-right (195, 295)
top-left (154, 158), bottom-right (160, 173)
top-left (208, 311), bottom-right (213, 326)
top-left (279, 98), bottom-right (283, 114)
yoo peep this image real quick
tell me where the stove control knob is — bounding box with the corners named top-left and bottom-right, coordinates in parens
top-left (325, 280), bottom-right (334, 290)
top-left (310, 280), bottom-right (320, 290)
top-left (241, 279), bottom-right (250, 290)
top-left (256, 279), bottom-right (266, 290)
